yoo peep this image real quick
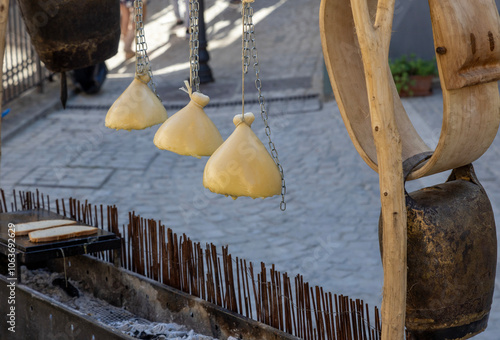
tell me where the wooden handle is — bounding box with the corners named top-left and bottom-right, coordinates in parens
top-left (350, 1), bottom-right (407, 339)
top-left (322, 0), bottom-right (407, 339)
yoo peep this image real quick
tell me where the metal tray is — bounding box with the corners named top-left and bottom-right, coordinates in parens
top-left (0, 209), bottom-right (121, 264)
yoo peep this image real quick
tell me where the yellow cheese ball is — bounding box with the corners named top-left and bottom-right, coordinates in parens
top-left (203, 112), bottom-right (281, 199)
top-left (105, 77), bottom-right (167, 131)
top-left (154, 92), bottom-right (222, 158)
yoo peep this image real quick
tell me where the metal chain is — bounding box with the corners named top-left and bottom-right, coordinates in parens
top-left (241, 2), bottom-right (252, 116)
top-left (242, 6), bottom-right (251, 75)
top-left (134, 0), bottom-right (160, 99)
top-left (243, 2), bottom-right (287, 211)
top-left (189, 0), bottom-right (200, 91)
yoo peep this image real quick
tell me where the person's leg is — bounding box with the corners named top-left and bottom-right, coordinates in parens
top-left (123, 6), bottom-right (135, 58)
top-left (120, 3), bottom-right (130, 39)
top-left (142, 1), bottom-right (147, 22)
top-left (184, 0), bottom-right (190, 30)
top-left (171, 0), bottom-right (181, 21)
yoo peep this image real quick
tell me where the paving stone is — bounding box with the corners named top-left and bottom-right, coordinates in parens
top-left (1, 0), bottom-right (499, 338)
top-left (18, 166), bottom-right (114, 189)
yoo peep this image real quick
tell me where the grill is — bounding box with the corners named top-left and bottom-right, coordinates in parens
top-left (0, 209), bottom-right (121, 281)
top-left (90, 306), bottom-right (137, 325)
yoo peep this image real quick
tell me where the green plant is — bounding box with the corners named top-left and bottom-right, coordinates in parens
top-left (389, 54), bottom-right (437, 94)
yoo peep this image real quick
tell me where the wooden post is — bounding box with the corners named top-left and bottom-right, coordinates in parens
top-left (0, 0), bottom-right (9, 171)
top-left (349, 1), bottom-right (406, 339)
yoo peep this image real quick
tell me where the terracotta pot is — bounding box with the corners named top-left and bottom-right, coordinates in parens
top-left (400, 75), bottom-right (434, 97)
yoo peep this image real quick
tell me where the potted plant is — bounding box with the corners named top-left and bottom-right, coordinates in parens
top-left (389, 54), bottom-right (437, 97)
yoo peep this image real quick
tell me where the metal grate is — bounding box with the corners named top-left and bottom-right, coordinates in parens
top-left (2, 0), bottom-right (51, 105)
top-left (88, 305), bottom-right (137, 324)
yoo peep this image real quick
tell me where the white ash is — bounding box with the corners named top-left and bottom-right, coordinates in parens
top-left (21, 266), bottom-right (78, 304)
top-left (20, 267), bottom-right (236, 340)
top-left (109, 319), bottom-right (224, 339)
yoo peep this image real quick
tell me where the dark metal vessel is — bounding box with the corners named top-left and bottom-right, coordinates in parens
top-left (380, 156), bottom-right (497, 340)
top-left (17, 0), bottom-right (120, 72)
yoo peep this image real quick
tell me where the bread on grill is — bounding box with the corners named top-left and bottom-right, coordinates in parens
top-left (29, 225), bottom-right (98, 243)
top-left (14, 219), bottom-right (77, 236)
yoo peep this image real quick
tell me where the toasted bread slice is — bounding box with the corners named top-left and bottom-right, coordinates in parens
top-left (14, 219), bottom-right (77, 236)
top-left (29, 225), bottom-right (98, 243)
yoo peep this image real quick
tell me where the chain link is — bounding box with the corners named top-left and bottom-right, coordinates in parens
top-left (242, 6), bottom-right (252, 75)
top-left (134, 0), bottom-right (160, 99)
top-left (189, 0), bottom-right (200, 91)
top-left (242, 3), bottom-right (286, 211)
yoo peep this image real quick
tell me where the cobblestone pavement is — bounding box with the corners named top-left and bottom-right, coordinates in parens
top-left (1, 0), bottom-right (499, 338)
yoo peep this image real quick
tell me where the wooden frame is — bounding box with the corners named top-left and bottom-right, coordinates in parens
top-left (320, 0), bottom-right (500, 181)
top-left (320, 0), bottom-right (500, 339)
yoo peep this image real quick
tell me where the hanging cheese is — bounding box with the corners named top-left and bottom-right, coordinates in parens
top-left (203, 112), bottom-right (281, 199)
top-left (105, 74), bottom-right (168, 131)
top-left (154, 82), bottom-right (223, 158)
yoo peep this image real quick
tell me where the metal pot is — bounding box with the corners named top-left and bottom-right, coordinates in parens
top-left (379, 154), bottom-right (497, 340)
top-left (17, 0), bottom-right (120, 72)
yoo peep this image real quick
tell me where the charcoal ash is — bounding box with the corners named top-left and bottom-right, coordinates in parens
top-left (20, 266), bottom-right (235, 340)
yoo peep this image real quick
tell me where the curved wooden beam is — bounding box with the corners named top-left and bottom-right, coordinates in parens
top-left (320, 0), bottom-right (500, 181)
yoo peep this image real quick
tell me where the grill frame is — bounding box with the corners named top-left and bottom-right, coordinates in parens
top-left (0, 210), bottom-right (121, 278)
